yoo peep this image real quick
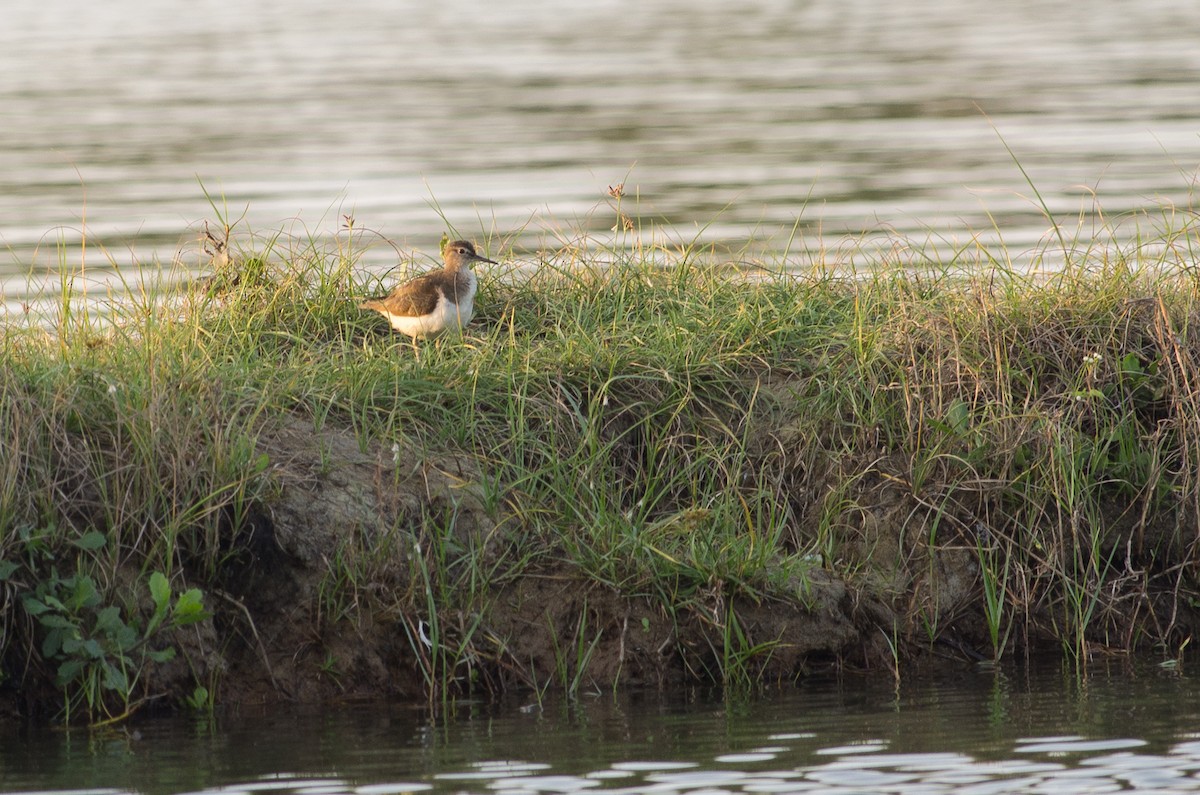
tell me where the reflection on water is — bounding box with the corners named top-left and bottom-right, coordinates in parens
top-left (4, 663), bottom-right (1200, 794)
top-left (2, 0), bottom-right (1200, 299)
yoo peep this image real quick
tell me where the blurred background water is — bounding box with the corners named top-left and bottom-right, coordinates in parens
top-left (2, 0), bottom-right (1199, 299)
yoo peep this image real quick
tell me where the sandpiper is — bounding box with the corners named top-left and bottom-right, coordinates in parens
top-left (359, 239), bottom-right (496, 342)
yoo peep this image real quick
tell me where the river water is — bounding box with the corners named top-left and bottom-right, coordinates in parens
top-left (3, 0), bottom-right (1200, 302)
top-left (3, 663), bottom-right (1200, 794)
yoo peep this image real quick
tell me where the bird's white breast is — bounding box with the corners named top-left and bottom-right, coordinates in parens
top-left (387, 271), bottom-right (476, 339)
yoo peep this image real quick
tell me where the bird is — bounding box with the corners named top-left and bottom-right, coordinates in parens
top-left (359, 239), bottom-right (496, 343)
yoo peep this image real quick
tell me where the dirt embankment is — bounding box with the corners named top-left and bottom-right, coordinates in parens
top-left (127, 397), bottom-right (1200, 712)
top-left (150, 416), bottom-right (905, 709)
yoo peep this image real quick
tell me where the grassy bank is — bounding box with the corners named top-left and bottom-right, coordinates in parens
top-left (4, 205), bottom-right (1200, 723)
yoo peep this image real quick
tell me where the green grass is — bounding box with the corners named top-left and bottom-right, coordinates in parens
top-left (5, 197), bottom-right (1200, 721)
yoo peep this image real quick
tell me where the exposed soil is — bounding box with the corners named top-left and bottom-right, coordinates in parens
top-left (12, 403), bottom-right (1194, 722)
top-left (134, 416), bottom-right (915, 710)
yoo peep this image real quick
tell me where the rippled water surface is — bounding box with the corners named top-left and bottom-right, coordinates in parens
top-left (3, 0), bottom-right (1200, 299)
top-left (4, 665), bottom-right (1200, 795)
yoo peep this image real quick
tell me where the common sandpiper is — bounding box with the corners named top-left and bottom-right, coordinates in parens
top-left (359, 239), bottom-right (496, 343)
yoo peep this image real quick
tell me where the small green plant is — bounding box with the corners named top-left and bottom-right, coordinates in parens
top-left (547, 601), bottom-right (603, 699)
top-left (20, 569), bottom-right (209, 724)
top-left (698, 600), bottom-right (780, 692)
top-left (402, 508), bottom-right (490, 708)
top-left (977, 535), bottom-right (1013, 661)
top-left (185, 684), bottom-right (214, 712)
top-left (880, 620), bottom-right (901, 689)
top-left (318, 652), bottom-right (345, 691)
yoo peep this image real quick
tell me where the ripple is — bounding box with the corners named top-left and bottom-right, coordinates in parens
top-left (610, 761), bottom-right (700, 772)
top-left (741, 780), bottom-right (817, 794)
top-left (1081, 752), bottom-right (1179, 769)
top-left (644, 770), bottom-right (755, 788)
top-left (583, 770), bottom-right (633, 780)
top-left (487, 775), bottom-right (600, 792)
top-left (819, 752), bottom-right (973, 771)
top-left (814, 741), bottom-right (889, 756)
top-left (714, 752), bottom-right (778, 763)
top-left (473, 762), bottom-right (554, 773)
top-left (1015, 738), bottom-right (1148, 754)
top-left (953, 776), bottom-right (1047, 795)
top-left (435, 761), bottom-right (553, 780)
top-left (218, 780), bottom-right (345, 792)
top-left (805, 768), bottom-right (916, 787)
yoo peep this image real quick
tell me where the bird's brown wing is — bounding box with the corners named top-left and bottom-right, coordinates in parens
top-left (360, 274), bottom-right (442, 317)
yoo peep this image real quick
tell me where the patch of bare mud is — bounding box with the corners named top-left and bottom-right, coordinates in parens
top-left (153, 417), bottom-right (895, 708)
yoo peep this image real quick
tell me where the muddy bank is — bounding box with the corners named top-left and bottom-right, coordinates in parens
top-left (5, 400), bottom-right (1195, 722)
top-left (133, 408), bottom-right (1190, 713)
top-left (189, 417), bottom-right (894, 707)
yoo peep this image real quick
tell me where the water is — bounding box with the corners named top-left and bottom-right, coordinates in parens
top-left (3, 0), bottom-right (1200, 302)
top-left (4, 664), bottom-right (1200, 794)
